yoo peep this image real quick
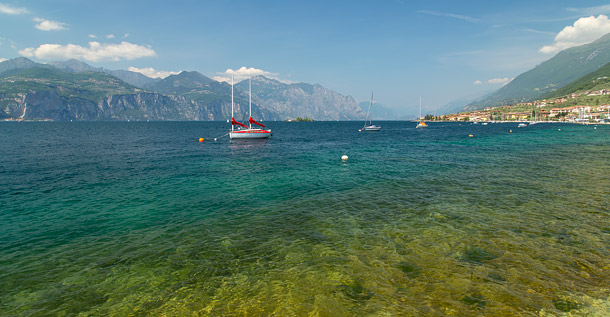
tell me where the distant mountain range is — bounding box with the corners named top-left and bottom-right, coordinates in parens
top-left (357, 100), bottom-right (401, 121)
top-left (0, 57), bottom-right (365, 121)
top-left (465, 32), bottom-right (610, 111)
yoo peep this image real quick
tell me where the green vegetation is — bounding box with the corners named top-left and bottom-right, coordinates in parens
top-left (293, 117), bottom-right (314, 122)
top-left (545, 61), bottom-right (610, 99)
top-left (0, 67), bottom-right (142, 103)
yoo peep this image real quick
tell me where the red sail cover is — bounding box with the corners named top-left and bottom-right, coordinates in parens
top-left (231, 117), bottom-right (248, 128)
top-left (249, 117), bottom-right (266, 128)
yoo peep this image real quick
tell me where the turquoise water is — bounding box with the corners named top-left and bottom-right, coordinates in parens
top-left (1, 121), bottom-right (609, 315)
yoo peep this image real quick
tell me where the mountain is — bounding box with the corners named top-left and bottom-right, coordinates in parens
top-left (0, 57), bottom-right (53, 74)
top-left (545, 61), bottom-right (610, 98)
top-left (465, 32), bottom-right (610, 110)
top-left (235, 76), bottom-right (365, 120)
top-left (0, 66), bottom-right (199, 121)
top-left (146, 71), bottom-right (215, 94)
top-left (147, 71), bottom-right (278, 121)
top-left (50, 59), bottom-right (160, 88)
top-left (357, 100), bottom-right (399, 120)
top-left (0, 57), bottom-right (368, 121)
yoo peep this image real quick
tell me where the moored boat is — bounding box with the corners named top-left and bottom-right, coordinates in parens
top-left (360, 92), bottom-right (381, 132)
top-left (229, 75), bottom-right (271, 139)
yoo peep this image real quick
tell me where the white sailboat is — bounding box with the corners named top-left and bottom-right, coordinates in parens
top-left (416, 97), bottom-right (427, 128)
top-left (229, 75), bottom-right (271, 139)
top-left (359, 92), bottom-right (381, 132)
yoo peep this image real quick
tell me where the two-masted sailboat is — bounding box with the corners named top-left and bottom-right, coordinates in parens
top-left (229, 74), bottom-right (271, 139)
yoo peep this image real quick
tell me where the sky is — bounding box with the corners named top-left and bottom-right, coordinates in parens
top-left (3, 1), bottom-right (610, 116)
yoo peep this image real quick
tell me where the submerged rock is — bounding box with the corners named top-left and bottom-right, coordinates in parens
top-left (460, 247), bottom-right (497, 264)
top-left (397, 261), bottom-right (422, 278)
top-left (338, 280), bottom-right (373, 301)
top-left (460, 293), bottom-right (486, 308)
top-left (553, 299), bottom-right (581, 312)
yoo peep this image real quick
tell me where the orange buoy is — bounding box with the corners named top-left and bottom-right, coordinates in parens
top-left (509, 130), bottom-right (512, 133)
top-left (199, 138), bottom-right (205, 142)
top-left (468, 134), bottom-right (473, 138)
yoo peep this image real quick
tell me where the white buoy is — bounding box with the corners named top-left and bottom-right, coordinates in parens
top-left (341, 155), bottom-right (349, 162)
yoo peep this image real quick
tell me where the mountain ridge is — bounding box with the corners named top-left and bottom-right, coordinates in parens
top-left (465, 32), bottom-right (610, 111)
top-left (0, 58), bottom-right (365, 121)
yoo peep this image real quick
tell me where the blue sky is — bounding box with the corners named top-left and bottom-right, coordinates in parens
top-left (3, 1), bottom-right (610, 116)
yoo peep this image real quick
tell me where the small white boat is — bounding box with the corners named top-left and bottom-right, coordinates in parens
top-left (416, 97), bottom-right (427, 128)
top-left (481, 122), bottom-right (488, 125)
top-left (229, 75), bottom-right (271, 139)
top-left (518, 123), bottom-right (527, 128)
top-left (360, 92), bottom-right (381, 132)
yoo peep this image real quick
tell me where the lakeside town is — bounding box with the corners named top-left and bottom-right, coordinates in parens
top-left (426, 89), bottom-right (610, 124)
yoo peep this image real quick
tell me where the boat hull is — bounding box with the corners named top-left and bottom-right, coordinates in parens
top-left (362, 125), bottom-right (381, 131)
top-left (230, 129), bottom-right (271, 139)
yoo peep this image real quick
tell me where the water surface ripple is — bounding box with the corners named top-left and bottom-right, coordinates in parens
top-left (1, 121), bottom-right (609, 315)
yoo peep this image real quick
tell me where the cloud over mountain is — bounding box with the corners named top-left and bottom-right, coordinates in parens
top-left (19, 41), bottom-right (156, 62)
top-left (128, 66), bottom-right (179, 79)
top-left (474, 77), bottom-right (512, 85)
top-left (213, 67), bottom-right (288, 83)
top-left (539, 15), bottom-right (610, 54)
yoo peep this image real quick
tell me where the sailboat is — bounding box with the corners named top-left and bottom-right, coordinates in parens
top-left (229, 75), bottom-right (271, 139)
top-left (359, 92), bottom-right (381, 132)
top-left (416, 97), bottom-right (427, 128)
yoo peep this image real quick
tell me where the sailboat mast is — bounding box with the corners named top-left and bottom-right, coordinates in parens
top-left (231, 74), bottom-right (234, 132)
top-left (419, 96), bottom-right (422, 121)
top-left (370, 92), bottom-right (373, 125)
top-left (249, 76), bottom-right (252, 129)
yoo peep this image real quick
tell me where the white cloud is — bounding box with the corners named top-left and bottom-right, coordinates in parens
top-left (488, 77), bottom-right (512, 85)
top-left (474, 78), bottom-right (512, 85)
top-left (34, 17), bottom-right (69, 31)
top-left (106, 34), bottom-right (115, 39)
top-left (539, 15), bottom-right (610, 54)
top-left (0, 57), bottom-right (7, 63)
top-left (123, 33), bottom-right (129, 38)
top-left (213, 66), bottom-right (288, 83)
top-left (128, 66), bottom-right (179, 79)
top-left (88, 34), bottom-right (96, 38)
top-left (19, 41), bottom-right (156, 62)
top-left (0, 3), bottom-right (28, 15)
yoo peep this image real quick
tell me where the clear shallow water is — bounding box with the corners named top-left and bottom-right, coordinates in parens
top-left (1, 121), bottom-right (609, 315)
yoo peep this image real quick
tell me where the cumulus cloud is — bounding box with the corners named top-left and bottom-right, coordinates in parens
top-left (0, 3), bottom-right (28, 15)
top-left (19, 41), bottom-right (156, 62)
top-left (474, 78), bottom-right (512, 85)
top-left (213, 66), bottom-right (288, 83)
top-left (106, 34), bottom-right (115, 39)
top-left (128, 66), bottom-right (179, 79)
top-left (88, 34), bottom-right (96, 38)
top-left (539, 15), bottom-right (610, 54)
top-left (34, 17), bottom-right (69, 31)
